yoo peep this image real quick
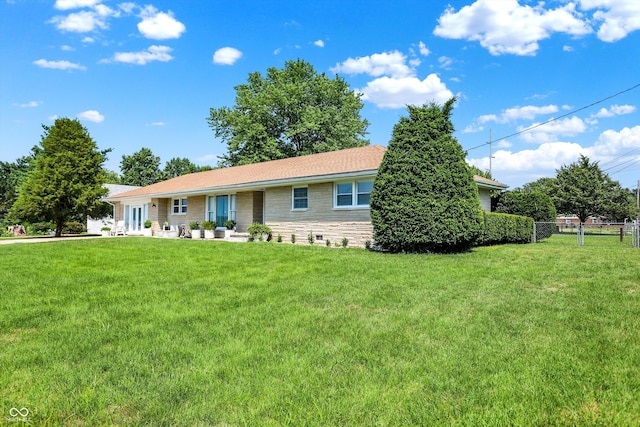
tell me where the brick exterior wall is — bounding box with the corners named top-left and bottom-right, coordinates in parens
top-left (264, 183), bottom-right (373, 248)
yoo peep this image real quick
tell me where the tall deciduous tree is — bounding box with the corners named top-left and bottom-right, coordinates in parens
top-left (163, 157), bottom-right (198, 179)
top-left (554, 155), bottom-right (636, 222)
top-left (11, 118), bottom-right (110, 236)
top-left (208, 59), bottom-right (369, 166)
top-left (370, 98), bottom-right (484, 253)
top-left (120, 147), bottom-right (162, 186)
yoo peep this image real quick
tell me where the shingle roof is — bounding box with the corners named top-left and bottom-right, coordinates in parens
top-left (108, 144), bottom-right (507, 199)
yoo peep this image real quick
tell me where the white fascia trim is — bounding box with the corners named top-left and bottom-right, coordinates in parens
top-left (110, 170), bottom-right (379, 201)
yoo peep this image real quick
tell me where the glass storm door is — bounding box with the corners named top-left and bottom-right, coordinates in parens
top-left (216, 195), bottom-right (228, 227)
top-left (131, 205), bottom-right (143, 232)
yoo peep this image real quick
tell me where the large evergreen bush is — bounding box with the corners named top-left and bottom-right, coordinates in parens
top-left (370, 98), bottom-right (484, 253)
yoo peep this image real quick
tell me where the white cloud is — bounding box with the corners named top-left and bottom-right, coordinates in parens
top-left (34, 59), bottom-right (86, 70)
top-left (438, 56), bottom-right (454, 69)
top-left (418, 41), bottom-right (430, 56)
top-left (563, 45), bottom-right (574, 52)
top-left (591, 104), bottom-right (636, 118)
top-left (77, 110), bottom-right (104, 123)
top-left (61, 45), bottom-right (75, 51)
top-left (590, 125), bottom-right (640, 156)
top-left (313, 39), bottom-right (325, 47)
top-left (110, 45), bottom-right (173, 65)
top-left (213, 47), bottom-right (243, 65)
top-left (16, 101), bottom-right (41, 108)
top-left (580, 0), bottom-right (640, 42)
top-left (434, 0), bottom-right (591, 56)
top-left (138, 6), bottom-right (185, 40)
top-left (469, 126), bottom-right (640, 186)
top-left (488, 105), bottom-right (560, 124)
top-left (331, 51), bottom-right (414, 79)
top-left (49, 10), bottom-right (110, 32)
top-left (82, 36), bottom-right (95, 43)
top-left (518, 116), bottom-right (588, 143)
top-left (359, 74), bottom-right (454, 109)
top-left (273, 48), bottom-right (281, 55)
top-left (54, 0), bottom-right (101, 10)
top-left (119, 2), bottom-right (136, 14)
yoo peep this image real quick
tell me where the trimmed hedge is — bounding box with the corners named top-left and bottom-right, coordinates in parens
top-left (478, 212), bottom-right (533, 246)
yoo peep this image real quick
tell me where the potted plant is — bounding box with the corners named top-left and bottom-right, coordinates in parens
top-left (223, 219), bottom-right (236, 239)
top-left (247, 223), bottom-right (272, 241)
top-left (100, 226), bottom-right (111, 237)
top-left (202, 220), bottom-right (216, 239)
top-left (190, 221), bottom-right (201, 239)
top-left (143, 219), bottom-right (153, 237)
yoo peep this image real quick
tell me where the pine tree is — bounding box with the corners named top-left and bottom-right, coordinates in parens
top-left (12, 118), bottom-right (109, 236)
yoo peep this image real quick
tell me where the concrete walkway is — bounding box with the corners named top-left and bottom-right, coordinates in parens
top-left (0, 235), bottom-right (106, 245)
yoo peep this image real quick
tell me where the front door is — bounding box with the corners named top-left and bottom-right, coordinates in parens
top-left (131, 205), bottom-right (143, 233)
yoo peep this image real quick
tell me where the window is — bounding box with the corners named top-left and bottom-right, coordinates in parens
top-left (292, 187), bottom-right (308, 209)
top-left (336, 183), bottom-right (353, 206)
top-left (335, 180), bottom-right (373, 208)
top-left (357, 181), bottom-right (373, 206)
top-left (173, 198), bottom-right (187, 214)
top-left (207, 194), bottom-right (237, 224)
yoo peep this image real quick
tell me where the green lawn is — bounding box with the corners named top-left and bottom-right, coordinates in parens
top-left (1, 236), bottom-right (639, 426)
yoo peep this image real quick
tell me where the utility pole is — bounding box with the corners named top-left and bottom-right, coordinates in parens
top-left (489, 129), bottom-right (493, 177)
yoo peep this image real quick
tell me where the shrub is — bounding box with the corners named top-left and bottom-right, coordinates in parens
top-left (370, 98), bottom-right (483, 253)
top-left (308, 232), bottom-right (315, 245)
top-left (201, 220), bottom-right (216, 230)
top-left (223, 220), bottom-right (236, 230)
top-left (325, 239), bottom-right (331, 247)
top-left (62, 221), bottom-right (85, 234)
top-left (291, 234), bottom-right (296, 244)
top-left (478, 212), bottom-right (533, 246)
top-left (27, 221), bottom-right (53, 235)
top-left (495, 190), bottom-right (557, 222)
top-left (277, 234), bottom-right (283, 243)
top-left (189, 221), bottom-right (199, 230)
top-left (341, 237), bottom-right (349, 248)
top-left (247, 223), bottom-right (272, 241)
top-left (145, 219), bottom-right (153, 229)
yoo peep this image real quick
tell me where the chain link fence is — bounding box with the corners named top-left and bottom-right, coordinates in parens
top-left (534, 221), bottom-right (639, 247)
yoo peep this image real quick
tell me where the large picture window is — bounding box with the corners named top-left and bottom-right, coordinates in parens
top-left (292, 187), bottom-right (308, 210)
top-left (335, 180), bottom-right (373, 208)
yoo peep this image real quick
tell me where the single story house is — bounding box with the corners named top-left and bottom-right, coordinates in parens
top-left (106, 145), bottom-right (507, 246)
top-left (87, 183), bottom-right (140, 234)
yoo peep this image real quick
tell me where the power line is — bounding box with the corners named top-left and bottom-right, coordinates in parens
top-left (465, 82), bottom-right (640, 153)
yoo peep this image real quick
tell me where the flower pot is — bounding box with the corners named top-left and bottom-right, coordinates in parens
top-left (143, 228), bottom-right (153, 237)
top-left (224, 229), bottom-right (234, 239)
top-left (192, 229), bottom-right (201, 239)
top-left (101, 230), bottom-right (110, 237)
top-left (204, 229), bottom-right (215, 239)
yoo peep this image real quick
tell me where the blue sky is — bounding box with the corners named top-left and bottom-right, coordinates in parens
top-left (1, 0), bottom-right (639, 189)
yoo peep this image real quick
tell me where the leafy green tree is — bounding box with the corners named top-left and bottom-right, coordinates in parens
top-left (103, 169), bottom-right (121, 184)
top-left (208, 59), bottom-right (369, 166)
top-left (521, 177), bottom-right (558, 197)
top-left (11, 118), bottom-right (110, 236)
top-left (495, 190), bottom-right (557, 222)
top-left (554, 155), bottom-right (635, 223)
top-left (120, 147), bottom-right (163, 186)
top-left (370, 98), bottom-right (484, 253)
top-left (468, 164), bottom-right (492, 180)
top-left (0, 157), bottom-right (32, 220)
top-left (163, 157), bottom-right (197, 179)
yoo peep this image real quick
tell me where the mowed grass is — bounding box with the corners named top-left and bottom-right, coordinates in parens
top-left (1, 235), bottom-right (639, 426)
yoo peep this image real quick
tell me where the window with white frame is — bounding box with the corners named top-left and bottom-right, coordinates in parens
top-left (292, 187), bottom-right (308, 210)
top-left (173, 198), bottom-right (187, 214)
top-left (335, 180), bottom-right (373, 208)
